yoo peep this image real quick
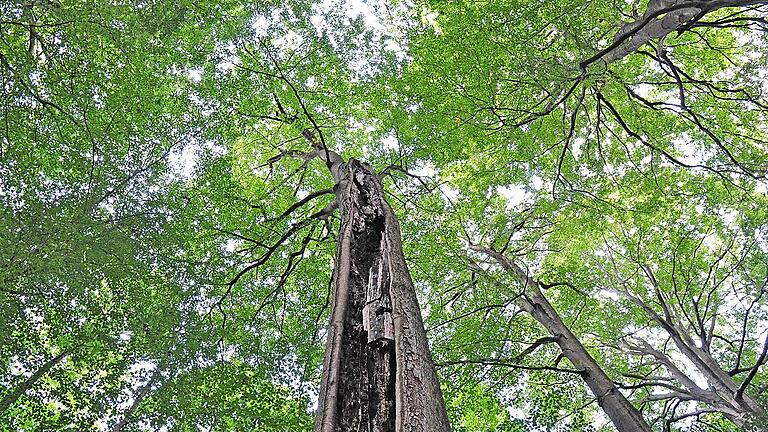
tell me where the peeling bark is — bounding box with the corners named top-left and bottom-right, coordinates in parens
top-left (314, 158), bottom-right (450, 432)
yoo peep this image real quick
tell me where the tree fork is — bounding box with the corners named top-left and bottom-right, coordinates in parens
top-left (581, 0), bottom-right (768, 69)
top-left (314, 156), bottom-right (450, 432)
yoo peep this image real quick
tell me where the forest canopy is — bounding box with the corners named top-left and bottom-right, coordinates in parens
top-left (1, 0), bottom-right (768, 431)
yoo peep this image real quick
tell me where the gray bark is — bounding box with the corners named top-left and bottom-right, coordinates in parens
top-left (313, 151), bottom-right (450, 432)
top-left (473, 246), bottom-right (653, 432)
top-left (110, 369), bottom-right (161, 432)
top-left (608, 285), bottom-right (765, 425)
top-left (582, 0), bottom-right (768, 68)
top-left (672, 323), bottom-right (764, 422)
top-left (527, 289), bottom-right (652, 432)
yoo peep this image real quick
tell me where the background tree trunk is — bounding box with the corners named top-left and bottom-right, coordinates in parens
top-left (0, 349), bottom-right (69, 414)
top-left (110, 368), bottom-right (161, 432)
top-left (525, 287), bottom-right (653, 432)
top-left (472, 246), bottom-right (653, 432)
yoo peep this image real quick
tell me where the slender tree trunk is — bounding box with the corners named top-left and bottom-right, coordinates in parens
top-left (524, 287), bottom-right (653, 432)
top-left (473, 246), bottom-right (653, 432)
top-left (0, 349), bottom-right (70, 413)
top-left (314, 158), bottom-right (450, 432)
top-left (110, 369), bottom-right (161, 432)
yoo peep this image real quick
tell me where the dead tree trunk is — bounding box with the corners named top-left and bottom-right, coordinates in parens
top-left (472, 246), bottom-right (653, 432)
top-left (313, 155), bottom-right (450, 432)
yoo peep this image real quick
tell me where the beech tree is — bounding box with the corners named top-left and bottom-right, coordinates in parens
top-left (2, 0), bottom-right (768, 431)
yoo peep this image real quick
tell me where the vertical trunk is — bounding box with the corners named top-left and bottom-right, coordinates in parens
top-left (314, 159), bottom-right (450, 432)
top-left (0, 349), bottom-right (70, 413)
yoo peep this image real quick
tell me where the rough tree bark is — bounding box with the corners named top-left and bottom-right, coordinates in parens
top-left (472, 246), bottom-right (653, 432)
top-left (309, 131), bottom-right (450, 432)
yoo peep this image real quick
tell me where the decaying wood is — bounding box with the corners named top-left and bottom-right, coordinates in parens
top-left (311, 130), bottom-right (449, 431)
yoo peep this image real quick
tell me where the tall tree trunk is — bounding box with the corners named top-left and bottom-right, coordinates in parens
top-left (473, 246), bottom-right (653, 432)
top-left (0, 349), bottom-right (70, 413)
top-left (525, 287), bottom-right (653, 432)
top-left (314, 157), bottom-right (450, 432)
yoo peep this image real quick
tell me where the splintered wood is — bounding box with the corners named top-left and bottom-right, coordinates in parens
top-left (363, 237), bottom-right (394, 345)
